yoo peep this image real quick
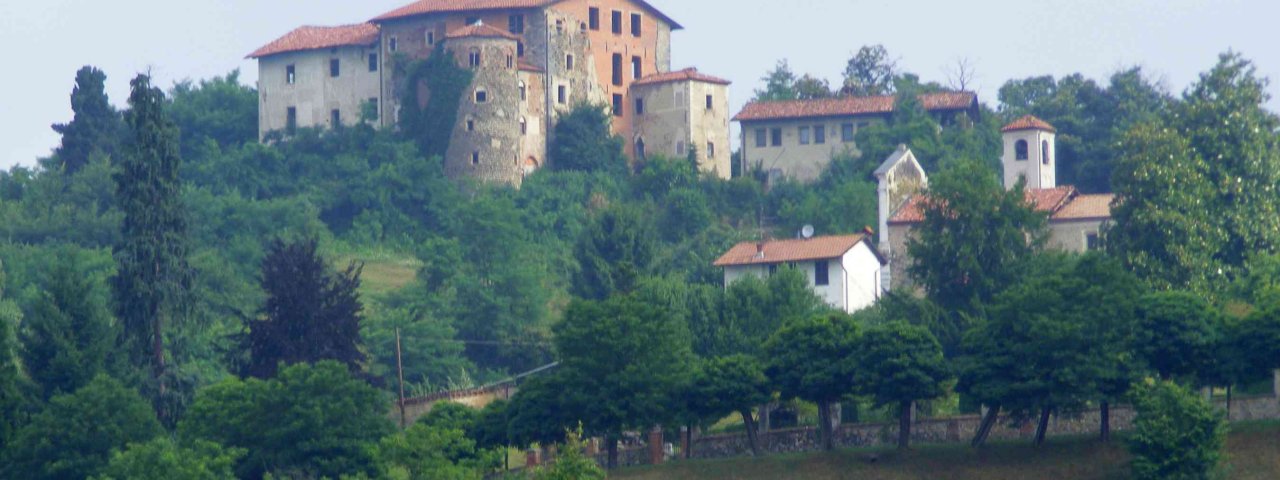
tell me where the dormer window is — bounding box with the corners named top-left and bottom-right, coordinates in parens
top-left (1015, 139), bottom-right (1029, 160)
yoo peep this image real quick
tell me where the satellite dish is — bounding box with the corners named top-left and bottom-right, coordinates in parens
top-left (801, 224), bottom-right (815, 239)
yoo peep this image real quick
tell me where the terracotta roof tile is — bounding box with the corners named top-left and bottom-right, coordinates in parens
top-left (445, 23), bottom-right (520, 40)
top-left (733, 91), bottom-right (976, 122)
top-left (714, 234), bottom-right (873, 267)
top-left (888, 186), bottom-right (1079, 225)
top-left (517, 60), bottom-right (544, 72)
top-left (632, 68), bottom-right (730, 87)
top-left (371, 0), bottom-right (683, 29)
top-left (248, 24), bottom-right (380, 59)
top-left (1002, 115), bottom-right (1056, 133)
top-left (1052, 193), bottom-right (1113, 221)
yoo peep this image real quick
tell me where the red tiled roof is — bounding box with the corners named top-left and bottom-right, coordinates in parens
top-left (517, 60), bottom-right (544, 73)
top-left (371, 0), bottom-right (683, 29)
top-left (446, 23), bottom-right (520, 40)
top-left (1052, 193), bottom-right (1114, 221)
top-left (1002, 115), bottom-right (1056, 133)
top-left (632, 68), bottom-right (731, 87)
top-left (248, 24), bottom-right (380, 59)
top-left (733, 91), bottom-right (977, 122)
top-left (714, 234), bottom-right (873, 267)
top-left (888, 186), bottom-right (1078, 225)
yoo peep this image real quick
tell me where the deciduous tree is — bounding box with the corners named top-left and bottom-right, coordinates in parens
top-left (764, 312), bottom-right (860, 451)
top-left (853, 321), bottom-right (950, 449)
top-left (687, 355), bottom-right (772, 455)
top-left (1127, 380), bottom-right (1226, 480)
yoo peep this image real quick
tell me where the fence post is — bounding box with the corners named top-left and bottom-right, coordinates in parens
top-left (648, 427), bottom-right (664, 465)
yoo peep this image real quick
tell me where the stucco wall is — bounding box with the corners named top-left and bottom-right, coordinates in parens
top-left (1047, 219), bottom-right (1106, 253)
top-left (630, 80), bottom-right (731, 178)
top-left (843, 243), bottom-right (882, 312)
top-left (1002, 129), bottom-right (1056, 189)
top-left (739, 116), bottom-right (881, 182)
top-left (687, 81), bottom-right (732, 178)
top-left (257, 46), bottom-right (380, 139)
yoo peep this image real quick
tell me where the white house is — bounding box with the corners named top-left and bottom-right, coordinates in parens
top-left (713, 233), bottom-right (886, 313)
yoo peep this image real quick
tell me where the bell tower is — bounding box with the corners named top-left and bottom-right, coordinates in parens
top-left (1001, 115), bottom-right (1056, 190)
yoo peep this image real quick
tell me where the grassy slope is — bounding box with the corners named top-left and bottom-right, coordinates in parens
top-left (614, 421), bottom-right (1280, 480)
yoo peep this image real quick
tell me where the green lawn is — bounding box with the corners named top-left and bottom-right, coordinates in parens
top-left (613, 421), bottom-right (1280, 480)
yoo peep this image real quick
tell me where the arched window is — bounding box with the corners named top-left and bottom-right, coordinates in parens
top-left (635, 138), bottom-right (646, 160)
top-left (518, 81), bottom-right (527, 101)
top-left (1015, 139), bottom-right (1028, 160)
top-left (519, 117), bottom-right (527, 135)
top-left (1042, 140), bottom-right (1051, 165)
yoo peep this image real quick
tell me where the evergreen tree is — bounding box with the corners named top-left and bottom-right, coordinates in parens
top-left (572, 205), bottom-right (657, 300)
top-left (52, 66), bottom-right (123, 174)
top-left (752, 59), bottom-right (799, 102)
top-left (20, 252), bottom-right (117, 398)
top-left (112, 73), bottom-right (192, 418)
top-left (245, 237), bottom-right (365, 378)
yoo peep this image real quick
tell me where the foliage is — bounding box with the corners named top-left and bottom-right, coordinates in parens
top-left (374, 421), bottom-right (486, 480)
top-left (0, 267), bottom-right (28, 449)
top-left (507, 373), bottom-right (577, 447)
top-left (531, 425), bottom-right (607, 480)
top-left (51, 66), bottom-right (124, 174)
top-left (764, 311), bottom-right (861, 449)
top-left (93, 437), bottom-right (243, 480)
top-left (572, 204), bottom-right (658, 300)
top-left (686, 355), bottom-right (771, 454)
top-left (179, 361), bottom-right (393, 479)
top-left (167, 70), bottom-right (258, 160)
top-left (245, 237), bottom-right (365, 378)
top-left (3, 374), bottom-right (163, 480)
top-left (751, 59), bottom-right (831, 101)
top-left (550, 103), bottom-right (629, 176)
top-left (1133, 291), bottom-right (1220, 381)
top-left (842, 44), bottom-right (899, 96)
top-left (712, 267), bottom-right (824, 357)
top-left (19, 249), bottom-right (117, 398)
top-left (395, 49), bottom-right (475, 159)
top-left (1127, 380), bottom-right (1226, 480)
top-left (853, 321), bottom-right (949, 410)
top-left (1232, 288), bottom-right (1280, 379)
top-left (362, 306), bottom-right (470, 392)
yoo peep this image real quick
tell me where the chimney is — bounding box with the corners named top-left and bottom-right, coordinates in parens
top-left (754, 242), bottom-right (765, 259)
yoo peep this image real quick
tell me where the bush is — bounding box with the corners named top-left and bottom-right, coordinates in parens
top-left (93, 437), bottom-right (243, 480)
top-left (1127, 380), bottom-right (1226, 480)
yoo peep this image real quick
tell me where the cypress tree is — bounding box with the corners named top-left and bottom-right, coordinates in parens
top-left (51, 66), bottom-right (123, 173)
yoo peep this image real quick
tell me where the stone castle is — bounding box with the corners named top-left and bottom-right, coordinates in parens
top-left (248, 0), bottom-right (732, 186)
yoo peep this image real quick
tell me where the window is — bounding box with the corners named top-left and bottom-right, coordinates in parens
top-left (1086, 232), bottom-right (1100, 251)
top-left (755, 128), bottom-right (767, 147)
top-left (589, 7), bottom-right (600, 30)
top-left (367, 98), bottom-right (378, 119)
top-left (517, 42), bottom-right (524, 57)
top-left (636, 138), bottom-right (646, 159)
top-left (635, 97), bottom-right (644, 115)
top-left (286, 65), bottom-right (296, 85)
top-left (286, 107), bottom-right (297, 133)
top-left (814, 125), bottom-right (826, 144)
top-left (518, 81), bottom-right (526, 101)
top-left (329, 59), bottom-right (340, 77)
top-left (331, 109), bottom-right (341, 127)
top-left (632, 56), bottom-right (642, 79)
top-left (799, 126), bottom-right (811, 145)
top-left (706, 94), bottom-right (713, 110)
top-left (506, 54), bottom-right (513, 69)
top-left (814, 260), bottom-right (829, 286)
top-left (520, 117), bottom-right (527, 135)
top-left (368, 53), bottom-right (378, 72)
top-left (389, 36), bottom-right (398, 52)
top-left (426, 31), bottom-right (435, 46)
top-left (466, 118), bottom-right (475, 131)
top-left (612, 94), bottom-right (623, 117)
top-left (475, 89), bottom-right (488, 103)
top-left (508, 14), bottom-right (525, 34)
top-left (768, 264), bottom-right (778, 276)
top-left (565, 54), bottom-right (574, 70)
top-left (707, 142), bottom-right (715, 158)
top-left (611, 10), bottom-right (622, 34)
top-left (770, 128), bottom-right (782, 146)
top-left (630, 13), bottom-right (642, 37)
top-left (466, 16), bottom-right (479, 25)
top-left (1042, 140), bottom-right (1051, 165)
top-left (557, 85), bottom-right (566, 104)
top-left (841, 123), bottom-right (855, 142)
top-left (471, 152), bottom-right (480, 165)
top-left (556, 19), bottom-right (564, 33)
top-left (611, 54), bottom-right (622, 86)
top-left (468, 48), bottom-right (481, 67)
top-left (676, 141), bottom-right (685, 156)
top-left (1015, 139), bottom-right (1028, 160)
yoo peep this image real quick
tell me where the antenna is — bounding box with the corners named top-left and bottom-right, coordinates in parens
top-left (801, 224), bottom-right (815, 239)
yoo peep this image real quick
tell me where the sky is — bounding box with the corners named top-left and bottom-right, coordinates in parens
top-left (2, 0), bottom-right (1277, 169)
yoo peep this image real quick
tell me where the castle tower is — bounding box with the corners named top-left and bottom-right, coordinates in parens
top-left (1001, 115), bottom-right (1056, 190)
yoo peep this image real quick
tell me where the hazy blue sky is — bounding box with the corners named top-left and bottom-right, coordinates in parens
top-left (2, 0), bottom-right (1277, 169)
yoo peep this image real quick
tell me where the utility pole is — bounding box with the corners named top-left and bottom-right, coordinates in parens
top-left (396, 327), bottom-right (407, 429)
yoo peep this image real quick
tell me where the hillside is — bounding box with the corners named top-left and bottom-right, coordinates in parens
top-left (613, 421), bottom-right (1280, 480)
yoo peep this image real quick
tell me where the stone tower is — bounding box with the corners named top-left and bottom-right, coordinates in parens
top-left (1001, 115), bottom-right (1057, 190)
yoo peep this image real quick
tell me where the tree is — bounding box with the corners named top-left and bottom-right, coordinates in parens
top-left (794, 74), bottom-right (833, 100)
top-left (179, 361), bottom-right (393, 479)
top-left (1109, 122), bottom-right (1222, 293)
top-left (167, 70), bottom-right (258, 159)
top-left (112, 73), bottom-right (192, 418)
top-left (571, 205), bottom-right (657, 301)
top-left (1127, 380), bottom-right (1226, 480)
top-left (853, 321), bottom-right (950, 449)
top-left (20, 252), bottom-right (117, 398)
top-left (507, 373), bottom-right (578, 448)
top-left (715, 267), bottom-right (824, 357)
top-left (244, 237), bottom-right (365, 378)
top-left (52, 66), bottom-right (123, 174)
top-left (553, 295), bottom-right (694, 468)
top-left (94, 438), bottom-right (244, 480)
top-left (1233, 288), bottom-right (1280, 380)
top-left (374, 421), bottom-right (486, 480)
top-left (1133, 291), bottom-right (1220, 381)
top-left (842, 45), bottom-right (898, 96)
top-left (752, 59), bottom-right (798, 102)
top-left (363, 307), bottom-right (470, 393)
top-left (687, 355), bottom-right (772, 456)
top-left (0, 269), bottom-right (29, 449)
top-left (531, 425), bottom-right (606, 480)
top-left (3, 375), bottom-right (163, 480)
top-left (905, 158), bottom-right (1046, 314)
top-left (764, 312), bottom-right (861, 451)
top-left (550, 103), bottom-right (628, 176)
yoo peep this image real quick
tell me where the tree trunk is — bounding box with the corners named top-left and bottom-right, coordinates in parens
top-left (817, 401), bottom-right (834, 451)
top-left (760, 402), bottom-right (773, 432)
top-left (685, 422), bottom-right (694, 459)
top-left (1033, 407), bottom-right (1051, 446)
top-left (607, 435), bottom-right (618, 470)
top-left (152, 308), bottom-right (167, 422)
top-left (972, 405), bottom-right (999, 447)
top-left (1100, 401), bottom-right (1111, 442)
top-left (1226, 385), bottom-right (1233, 421)
top-left (898, 400), bottom-right (913, 449)
top-left (741, 408), bottom-right (761, 456)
